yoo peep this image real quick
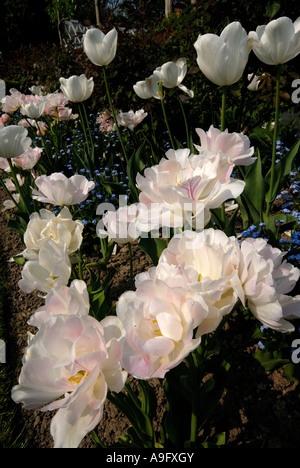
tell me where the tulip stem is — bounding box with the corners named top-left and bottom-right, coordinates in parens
top-left (220, 86), bottom-right (227, 223)
top-left (77, 103), bottom-right (92, 161)
top-left (159, 82), bottom-right (176, 150)
top-left (7, 159), bottom-right (30, 214)
top-left (190, 411), bottom-right (198, 443)
top-left (0, 173), bottom-right (21, 210)
top-left (81, 103), bottom-right (95, 154)
top-left (102, 67), bottom-right (128, 164)
top-left (221, 86), bottom-right (227, 132)
top-left (266, 65), bottom-right (281, 216)
top-left (178, 96), bottom-right (191, 150)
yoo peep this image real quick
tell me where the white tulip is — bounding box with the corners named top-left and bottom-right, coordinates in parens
top-left (0, 126), bottom-right (32, 159)
top-left (18, 239), bottom-right (71, 294)
top-left (11, 313), bottom-right (126, 448)
top-left (22, 206), bottom-right (84, 260)
top-left (59, 75), bottom-right (94, 103)
top-left (248, 16), bottom-right (300, 65)
top-left (194, 21), bottom-right (249, 86)
top-left (31, 172), bottom-right (95, 206)
top-left (156, 58), bottom-right (194, 97)
top-left (83, 27), bottom-right (118, 66)
top-left (20, 95), bottom-right (47, 119)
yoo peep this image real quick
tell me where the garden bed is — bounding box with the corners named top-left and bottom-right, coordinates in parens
top-left (1, 185), bottom-right (300, 449)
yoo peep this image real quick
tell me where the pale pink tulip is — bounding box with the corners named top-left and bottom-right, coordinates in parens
top-left (195, 125), bottom-right (256, 166)
top-left (97, 203), bottom-right (144, 244)
top-left (32, 172), bottom-right (95, 206)
top-left (22, 206), bottom-right (84, 260)
top-left (1, 89), bottom-right (25, 113)
top-left (13, 147), bottom-right (42, 170)
top-left (239, 237), bottom-right (300, 331)
top-left (157, 229), bottom-right (244, 336)
top-left (117, 278), bottom-right (203, 379)
top-left (28, 279), bottom-right (90, 327)
top-left (18, 239), bottom-right (71, 294)
top-left (136, 148), bottom-right (245, 230)
top-left (4, 174), bottom-right (24, 191)
top-left (117, 109), bottom-right (148, 131)
top-left (20, 95), bottom-right (47, 119)
top-left (0, 157), bottom-right (9, 171)
top-left (11, 314), bottom-right (127, 448)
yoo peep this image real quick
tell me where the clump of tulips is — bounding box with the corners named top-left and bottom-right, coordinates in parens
top-left (1, 15), bottom-right (300, 449)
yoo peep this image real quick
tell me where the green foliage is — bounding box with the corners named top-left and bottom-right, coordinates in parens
top-left (45, 0), bottom-right (78, 25)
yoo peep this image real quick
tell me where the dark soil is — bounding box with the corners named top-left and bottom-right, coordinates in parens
top-left (1, 186), bottom-right (300, 449)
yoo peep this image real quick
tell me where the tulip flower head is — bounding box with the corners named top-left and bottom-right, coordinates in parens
top-left (31, 172), bottom-right (95, 206)
top-left (28, 279), bottom-right (90, 328)
top-left (239, 237), bottom-right (300, 332)
top-left (11, 314), bottom-right (127, 448)
top-left (133, 70), bottom-right (164, 100)
top-left (117, 277), bottom-right (203, 379)
top-left (248, 16), bottom-right (300, 65)
top-left (0, 125), bottom-right (32, 159)
top-left (117, 109), bottom-right (148, 131)
top-left (195, 125), bottom-right (256, 166)
top-left (194, 21), bottom-right (249, 86)
top-left (133, 58), bottom-right (194, 99)
top-left (22, 206), bottom-right (84, 260)
top-left (136, 147), bottom-right (245, 230)
top-left (20, 95), bottom-right (48, 119)
top-left (59, 75), bottom-right (94, 103)
top-left (155, 58), bottom-right (194, 97)
top-left (13, 147), bottom-right (43, 170)
top-left (83, 27), bottom-right (118, 66)
top-left (1, 88), bottom-right (25, 113)
top-left (18, 239), bottom-right (71, 294)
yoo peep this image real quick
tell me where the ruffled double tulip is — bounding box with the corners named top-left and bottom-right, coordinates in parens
top-left (194, 21), bottom-right (249, 86)
top-left (136, 147), bottom-right (245, 230)
top-left (83, 27), bottom-right (118, 66)
top-left (195, 125), bottom-right (256, 166)
top-left (97, 203), bottom-right (144, 245)
top-left (28, 279), bottom-right (90, 327)
top-left (157, 229), bottom-right (244, 336)
top-left (239, 237), bottom-right (300, 332)
top-left (0, 125), bottom-right (32, 159)
top-left (59, 75), bottom-right (94, 103)
top-left (32, 172), bottom-right (95, 206)
top-left (117, 277), bottom-right (204, 379)
top-left (11, 313), bottom-right (127, 448)
top-left (1, 88), bottom-right (25, 113)
top-left (18, 239), bottom-right (71, 294)
top-left (22, 206), bottom-right (84, 260)
top-left (248, 16), bottom-right (300, 65)
top-left (117, 109), bottom-right (148, 131)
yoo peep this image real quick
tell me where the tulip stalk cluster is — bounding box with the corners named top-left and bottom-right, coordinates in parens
top-left (0, 15), bottom-right (299, 449)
